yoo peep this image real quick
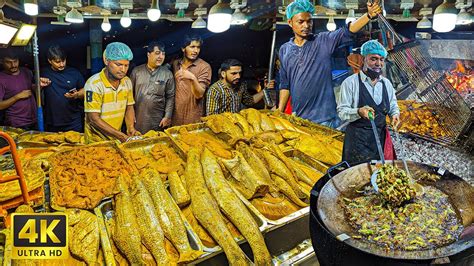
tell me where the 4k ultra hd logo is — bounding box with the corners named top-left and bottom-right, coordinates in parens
top-left (11, 213), bottom-right (69, 259)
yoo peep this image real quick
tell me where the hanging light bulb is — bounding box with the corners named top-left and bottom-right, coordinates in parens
top-left (231, 8), bottom-right (248, 25)
top-left (24, 0), bottom-right (39, 16)
top-left (207, 0), bottom-right (232, 33)
top-left (417, 15), bottom-right (432, 28)
top-left (326, 16), bottom-right (336, 31)
top-left (65, 7), bottom-right (84, 23)
top-left (120, 9), bottom-right (132, 28)
top-left (433, 0), bottom-right (458, 32)
top-left (456, 8), bottom-right (472, 25)
top-left (101, 16), bottom-right (111, 32)
top-left (147, 0), bottom-right (161, 21)
top-left (345, 9), bottom-right (356, 24)
top-left (192, 15), bottom-right (207, 28)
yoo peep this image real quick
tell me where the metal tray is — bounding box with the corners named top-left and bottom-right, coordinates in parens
top-left (164, 123), bottom-right (232, 156)
top-left (234, 188), bottom-right (310, 227)
top-left (269, 112), bottom-right (344, 138)
top-left (17, 131), bottom-right (84, 146)
top-left (95, 198), bottom-right (205, 265)
top-left (284, 149), bottom-right (329, 175)
top-left (17, 131), bottom-right (52, 143)
top-left (48, 142), bottom-right (132, 211)
top-left (118, 135), bottom-right (186, 168)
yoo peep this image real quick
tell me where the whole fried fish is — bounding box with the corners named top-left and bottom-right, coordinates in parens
top-left (65, 208), bottom-right (99, 265)
top-left (240, 108), bottom-right (263, 133)
top-left (113, 176), bottom-right (144, 265)
top-left (221, 151), bottom-right (270, 199)
top-left (271, 175), bottom-right (308, 207)
top-left (257, 148), bottom-right (306, 199)
top-left (184, 148), bottom-right (249, 266)
top-left (130, 177), bottom-right (170, 265)
top-left (201, 149), bottom-right (272, 265)
top-left (260, 113), bottom-right (276, 131)
top-left (235, 142), bottom-right (279, 196)
top-left (142, 169), bottom-right (203, 263)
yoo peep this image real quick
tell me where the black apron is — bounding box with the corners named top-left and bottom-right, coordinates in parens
top-left (342, 74), bottom-right (390, 166)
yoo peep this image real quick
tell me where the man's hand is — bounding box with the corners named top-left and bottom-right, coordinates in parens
top-left (367, 0), bottom-right (382, 19)
top-left (40, 77), bottom-right (51, 87)
top-left (15, 90), bottom-right (32, 100)
top-left (118, 133), bottom-right (129, 143)
top-left (159, 117), bottom-right (172, 128)
top-left (358, 106), bottom-right (375, 120)
top-left (127, 127), bottom-right (141, 137)
top-left (391, 114), bottom-right (400, 130)
top-left (64, 91), bottom-right (80, 99)
top-left (264, 79), bottom-right (275, 90)
top-left (175, 69), bottom-right (196, 81)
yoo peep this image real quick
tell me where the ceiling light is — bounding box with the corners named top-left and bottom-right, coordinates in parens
top-left (120, 9), bottom-right (132, 28)
top-left (456, 8), bottom-right (472, 25)
top-left (24, 0), bottom-right (38, 16)
top-left (326, 16), bottom-right (336, 31)
top-left (11, 23), bottom-right (36, 46)
top-left (147, 0), bottom-right (161, 21)
top-left (433, 0), bottom-right (458, 32)
top-left (207, 0), bottom-right (233, 33)
top-left (231, 8), bottom-right (248, 25)
top-left (65, 7), bottom-right (83, 23)
top-left (192, 16), bottom-right (207, 28)
top-left (345, 9), bottom-right (356, 24)
top-left (417, 15), bottom-right (432, 28)
top-left (101, 16), bottom-right (111, 32)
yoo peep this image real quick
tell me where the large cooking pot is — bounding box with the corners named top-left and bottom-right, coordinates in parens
top-left (310, 161), bottom-right (474, 266)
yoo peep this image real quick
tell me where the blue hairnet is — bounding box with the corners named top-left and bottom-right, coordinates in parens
top-left (104, 42), bottom-right (133, 61)
top-left (286, 0), bottom-right (315, 20)
top-left (361, 40), bottom-right (388, 58)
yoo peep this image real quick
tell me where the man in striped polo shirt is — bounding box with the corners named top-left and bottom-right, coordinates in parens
top-left (84, 42), bottom-right (140, 143)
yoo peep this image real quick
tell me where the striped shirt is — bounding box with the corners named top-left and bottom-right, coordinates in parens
top-left (84, 69), bottom-right (135, 143)
top-left (205, 80), bottom-right (254, 116)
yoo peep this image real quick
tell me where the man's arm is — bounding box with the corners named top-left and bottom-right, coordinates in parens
top-left (87, 112), bottom-right (128, 142)
top-left (337, 77), bottom-right (362, 122)
top-left (175, 69), bottom-right (206, 99)
top-left (124, 105), bottom-right (139, 136)
top-left (385, 79), bottom-right (401, 129)
top-left (252, 91), bottom-right (264, 104)
top-left (349, 1), bottom-right (382, 33)
top-left (278, 89), bottom-right (290, 112)
top-left (205, 87), bottom-right (220, 116)
top-left (0, 90), bottom-right (32, 110)
top-left (160, 75), bottom-right (175, 127)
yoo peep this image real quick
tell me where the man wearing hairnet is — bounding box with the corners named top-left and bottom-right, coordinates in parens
top-left (337, 40), bottom-right (400, 165)
top-left (278, 0), bottom-right (382, 128)
top-left (84, 42), bottom-right (140, 143)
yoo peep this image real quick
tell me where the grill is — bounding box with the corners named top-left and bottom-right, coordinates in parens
top-left (375, 16), bottom-right (472, 146)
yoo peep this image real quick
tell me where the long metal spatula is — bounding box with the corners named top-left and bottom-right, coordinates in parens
top-left (393, 129), bottom-right (424, 196)
top-left (368, 112), bottom-right (385, 192)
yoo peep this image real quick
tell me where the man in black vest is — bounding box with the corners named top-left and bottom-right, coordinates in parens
top-left (337, 40), bottom-right (400, 165)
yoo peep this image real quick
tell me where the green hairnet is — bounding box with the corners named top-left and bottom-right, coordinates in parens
top-left (104, 42), bottom-right (133, 61)
top-left (286, 0), bottom-right (315, 20)
top-left (361, 40), bottom-right (388, 58)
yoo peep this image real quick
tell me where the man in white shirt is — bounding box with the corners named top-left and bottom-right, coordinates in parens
top-left (337, 40), bottom-right (400, 165)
